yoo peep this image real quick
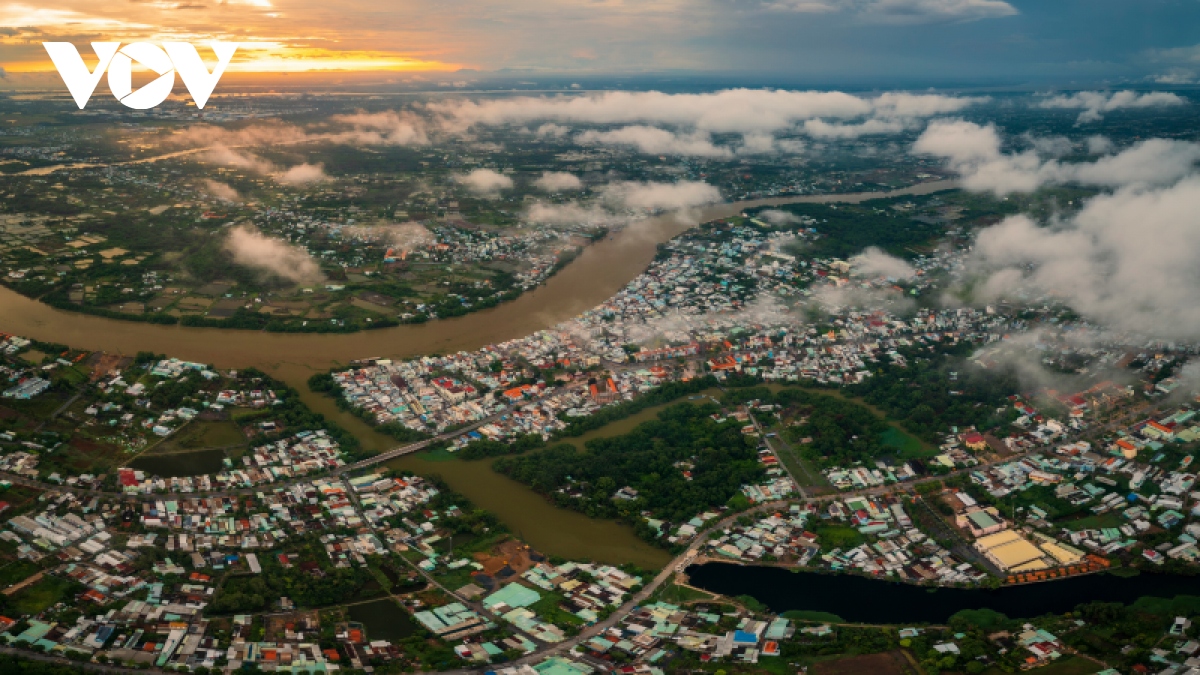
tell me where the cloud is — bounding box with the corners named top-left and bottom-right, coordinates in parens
top-left (456, 168), bottom-right (513, 195)
top-left (344, 221), bottom-right (435, 254)
top-left (201, 179), bottom-right (240, 202)
top-left (758, 209), bottom-right (805, 225)
top-left (224, 225), bottom-right (324, 285)
top-left (598, 180), bottom-right (722, 211)
top-left (967, 330), bottom-right (1134, 395)
top-left (525, 180), bottom-right (722, 229)
top-left (1085, 135), bottom-right (1114, 155)
top-left (850, 246), bottom-right (916, 279)
top-left (965, 177), bottom-right (1200, 339)
top-left (204, 145), bottom-right (278, 175)
top-left (913, 119), bottom-right (1200, 195)
top-left (1021, 132), bottom-right (1074, 158)
top-left (801, 117), bottom-right (910, 139)
top-left (202, 145), bottom-right (329, 185)
top-left (576, 125), bottom-right (733, 158)
top-left (524, 203), bottom-right (628, 228)
top-left (1038, 90), bottom-right (1187, 123)
top-left (277, 163), bottom-right (327, 185)
top-left (172, 123), bottom-right (315, 149)
top-left (534, 171), bottom-right (583, 192)
top-left (330, 111), bottom-right (429, 145)
top-left (429, 89), bottom-right (982, 137)
top-left (810, 284), bottom-right (915, 314)
top-left (1151, 70), bottom-right (1197, 85)
top-left (763, 0), bottom-right (1016, 22)
top-left (535, 123), bottom-right (571, 138)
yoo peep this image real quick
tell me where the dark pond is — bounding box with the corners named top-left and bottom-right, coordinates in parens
top-left (347, 599), bottom-right (419, 641)
top-left (687, 563), bottom-right (1200, 624)
top-left (128, 448), bottom-right (225, 477)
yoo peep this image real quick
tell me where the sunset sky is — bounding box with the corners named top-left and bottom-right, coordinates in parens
top-left (2, 0), bottom-right (1200, 85)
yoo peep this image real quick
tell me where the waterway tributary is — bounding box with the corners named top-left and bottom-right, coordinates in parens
top-left (0, 181), bottom-right (955, 567)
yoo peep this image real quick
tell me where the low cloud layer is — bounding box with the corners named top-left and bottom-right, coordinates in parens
top-left (427, 89), bottom-right (983, 155)
top-left (224, 225), bottom-right (324, 285)
top-left (598, 180), bottom-right (722, 211)
top-left (203, 146), bottom-right (328, 186)
top-left (577, 126), bottom-right (733, 158)
top-left (526, 180), bottom-right (722, 228)
top-left (966, 177), bottom-right (1200, 339)
top-left (766, 0), bottom-right (1018, 23)
top-left (1038, 90), bottom-right (1186, 123)
top-left (913, 119), bottom-right (1200, 195)
top-left (328, 111), bottom-right (429, 145)
top-left (850, 246), bottom-right (916, 279)
top-left (201, 179), bottom-right (240, 203)
top-left (456, 168), bottom-right (514, 196)
top-left (278, 163), bottom-right (328, 185)
top-left (534, 171), bottom-right (584, 192)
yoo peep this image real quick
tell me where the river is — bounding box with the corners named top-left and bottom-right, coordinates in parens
top-left (687, 563), bottom-right (1200, 624)
top-left (0, 180), bottom-right (955, 567)
top-left (0, 180), bottom-right (957, 377)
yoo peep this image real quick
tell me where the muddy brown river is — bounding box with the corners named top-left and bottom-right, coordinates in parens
top-left (0, 180), bottom-right (956, 567)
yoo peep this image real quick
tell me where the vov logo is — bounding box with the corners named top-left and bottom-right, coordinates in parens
top-left (42, 42), bottom-right (239, 110)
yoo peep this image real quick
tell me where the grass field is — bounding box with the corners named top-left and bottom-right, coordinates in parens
top-left (879, 426), bottom-right (935, 458)
top-left (810, 650), bottom-right (911, 675)
top-left (1061, 512), bottom-right (1125, 531)
top-left (655, 581), bottom-right (714, 604)
top-left (152, 420), bottom-right (246, 454)
top-left (782, 609), bottom-right (846, 623)
top-left (0, 560), bottom-right (41, 589)
top-left (7, 575), bottom-right (78, 615)
top-left (529, 591), bottom-right (584, 626)
top-left (816, 525), bottom-right (866, 551)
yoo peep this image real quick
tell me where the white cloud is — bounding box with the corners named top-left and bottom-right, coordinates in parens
top-left (525, 180), bottom-right (721, 229)
top-left (330, 111), bottom-right (429, 145)
top-left (598, 180), bottom-right (722, 211)
top-left (204, 145), bottom-right (278, 176)
top-left (759, 209), bottom-right (804, 225)
top-left (1085, 135), bottom-right (1114, 155)
top-left (762, 0), bottom-right (1017, 23)
top-left (525, 203), bottom-right (626, 228)
top-left (802, 117), bottom-right (910, 138)
top-left (202, 146), bottom-right (327, 185)
top-left (430, 89), bottom-right (982, 137)
top-left (1038, 90), bottom-right (1187, 123)
top-left (913, 119), bottom-right (1200, 195)
top-left (456, 168), bottom-right (514, 196)
top-left (576, 126), bottom-right (733, 158)
top-left (534, 123), bottom-right (571, 138)
top-left (277, 163), bottom-right (327, 185)
top-left (1021, 132), bottom-right (1074, 158)
top-left (534, 171), bottom-right (583, 192)
top-left (201, 179), bottom-right (240, 202)
top-left (224, 225), bottom-right (324, 285)
top-left (966, 177), bottom-right (1200, 339)
top-left (850, 246), bottom-right (916, 279)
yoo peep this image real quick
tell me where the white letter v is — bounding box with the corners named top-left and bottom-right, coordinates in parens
top-left (43, 42), bottom-right (120, 109)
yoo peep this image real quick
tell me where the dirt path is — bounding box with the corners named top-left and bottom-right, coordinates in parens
top-left (3, 571), bottom-right (44, 596)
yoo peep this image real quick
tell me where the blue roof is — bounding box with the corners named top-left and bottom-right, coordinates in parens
top-left (733, 630), bottom-right (758, 644)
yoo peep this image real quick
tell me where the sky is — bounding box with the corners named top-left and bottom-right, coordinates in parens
top-left (1, 0), bottom-right (1200, 86)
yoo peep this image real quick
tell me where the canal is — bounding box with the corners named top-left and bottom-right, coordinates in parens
top-left (687, 563), bottom-right (1200, 624)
